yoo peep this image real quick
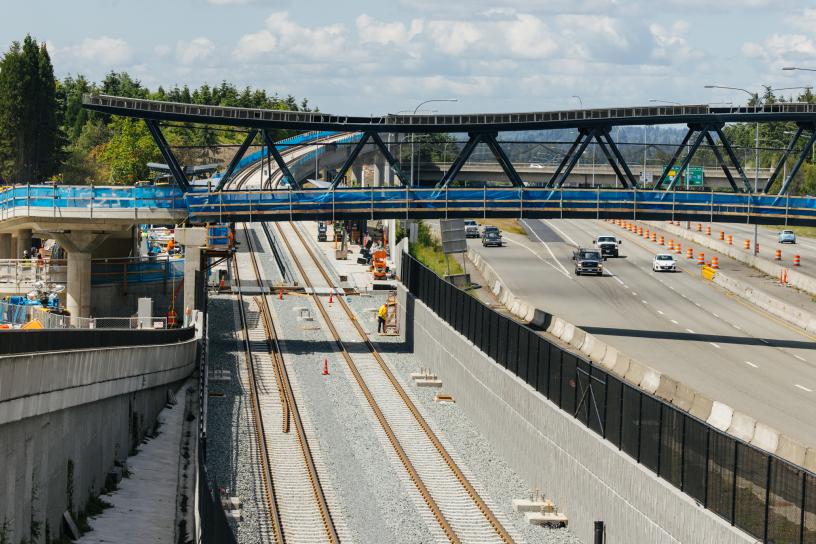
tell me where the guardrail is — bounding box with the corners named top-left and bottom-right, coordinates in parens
top-left (401, 251), bottom-right (815, 544)
top-left (0, 326), bottom-right (193, 355)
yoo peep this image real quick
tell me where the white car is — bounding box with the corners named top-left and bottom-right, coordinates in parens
top-left (652, 253), bottom-right (677, 272)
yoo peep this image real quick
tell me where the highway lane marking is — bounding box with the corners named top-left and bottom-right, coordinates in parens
top-left (710, 342), bottom-right (721, 348)
top-left (613, 276), bottom-right (625, 285)
top-left (642, 300), bottom-right (648, 304)
top-left (713, 313), bottom-right (720, 318)
top-left (733, 324), bottom-right (742, 330)
top-left (502, 236), bottom-right (572, 279)
top-left (543, 219), bottom-right (580, 246)
top-left (631, 291), bottom-right (637, 296)
top-left (745, 361), bottom-right (759, 368)
top-left (671, 319), bottom-right (679, 324)
top-left (657, 310), bottom-right (664, 315)
top-left (686, 328), bottom-right (696, 333)
top-left (795, 384), bottom-right (813, 392)
top-left (794, 354), bottom-right (807, 362)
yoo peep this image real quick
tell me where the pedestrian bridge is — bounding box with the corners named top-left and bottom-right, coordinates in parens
top-left (2, 184), bottom-right (816, 226)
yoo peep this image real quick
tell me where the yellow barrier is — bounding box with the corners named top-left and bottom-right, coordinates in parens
top-left (701, 265), bottom-right (716, 281)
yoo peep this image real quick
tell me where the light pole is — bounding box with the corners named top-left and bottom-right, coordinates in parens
top-left (407, 99), bottom-right (458, 186)
top-left (648, 99), bottom-right (681, 105)
top-left (782, 66), bottom-right (816, 72)
top-left (571, 95), bottom-right (583, 109)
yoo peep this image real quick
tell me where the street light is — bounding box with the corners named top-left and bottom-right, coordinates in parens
top-left (408, 98), bottom-right (458, 186)
top-left (571, 95), bottom-right (583, 109)
top-left (782, 67), bottom-right (816, 72)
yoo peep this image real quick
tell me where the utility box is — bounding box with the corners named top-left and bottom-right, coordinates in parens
top-left (138, 298), bottom-right (153, 329)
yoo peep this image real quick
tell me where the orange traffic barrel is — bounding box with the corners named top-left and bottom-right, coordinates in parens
top-left (756, 243), bottom-right (760, 253)
top-left (697, 252), bottom-right (705, 265)
top-left (774, 249), bottom-right (782, 261)
top-left (711, 256), bottom-right (719, 269)
top-left (644, 228), bottom-right (649, 238)
top-left (659, 235), bottom-right (665, 245)
top-left (668, 239), bottom-right (674, 250)
top-left (719, 231), bottom-right (725, 240)
top-left (794, 254), bottom-right (801, 266)
top-left (727, 234), bottom-right (733, 245)
top-left (744, 239), bottom-right (750, 250)
top-left (638, 226), bottom-right (643, 236)
top-left (651, 232), bottom-right (657, 242)
top-left (686, 247), bottom-right (694, 259)
top-left (696, 223), bottom-right (702, 232)
top-left (706, 226), bottom-right (711, 236)
top-left (675, 242), bottom-right (682, 254)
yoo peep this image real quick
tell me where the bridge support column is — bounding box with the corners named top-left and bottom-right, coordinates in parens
top-left (0, 234), bottom-right (11, 259)
top-left (15, 229), bottom-right (31, 258)
top-left (48, 232), bottom-right (111, 317)
top-left (175, 228), bottom-right (207, 319)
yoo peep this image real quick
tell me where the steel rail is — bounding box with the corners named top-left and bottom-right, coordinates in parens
top-left (242, 223), bottom-right (340, 544)
top-left (231, 249), bottom-right (285, 544)
top-left (277, 221), bottom-right (515, 544)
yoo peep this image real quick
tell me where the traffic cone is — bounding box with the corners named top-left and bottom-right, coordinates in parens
top-left (322, 358), bottom-right (329, 375)
top-left (774, 249), bottom-right (782, 261)
top-left (719, 231), bottom-right (725, 240)
top-left (697, 252), bottom-right (705, 265)
top-left (706, 225), bottom-right (712, 236)
top-left (711, 256), bottom-right (719, 269)
top-left (329, 292), bottom-right (333, 304)
top-left (668, 239), bottom-right (674, 250)
top-left (686, 247), bottom-right (693, 259)
top-left (279, 289), bottom-right (283, 300)
top-left (675, 242), bottom-right (682, 255)
top-left (696, 223), bottom-right (702, 232)
top-left (727, 234), bottom-right (733, 246)
top-left (744, 239), bottom-right (750, 250)
top-left (651, 232), bottom-right (657, 242)
top-left (659, 235), bottom-right (665, 246)
top-left (794, 254), bottom-right (801, 266)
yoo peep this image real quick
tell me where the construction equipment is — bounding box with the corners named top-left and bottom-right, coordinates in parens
top-left (372, 249), bottom-right (388, 279)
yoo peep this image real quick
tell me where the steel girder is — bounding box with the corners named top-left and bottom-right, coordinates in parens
top-left (261, 130), bottom-right (299, 190)
top-left (214, 129), bottom-right (258, 191)
top-left (482, 133), bottom-right (523, 187)
top-left (435, 132), bottom-right (525, 188)
top-left (329, 133), bottom-right (371, 189)
top-left (369, 132), bottom-right (408, 186)
top-left (547, 127), bottom-right (637, 188)
top-left (776, 125), bottom-right (816, 196)
top-left (595, 128), bottom-right (638, 188)
top-left (438, 133), bottom-right (485, 188)
top-left (714, 126), bottom-right (752, 193)
top-left (144, 120), bottom-right (191, 192)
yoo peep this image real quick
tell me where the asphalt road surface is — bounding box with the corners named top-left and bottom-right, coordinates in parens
top-left (470, 218), bottom-right (816, 448)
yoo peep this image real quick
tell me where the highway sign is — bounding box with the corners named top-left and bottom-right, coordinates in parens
top-left (666, 165), bottom-right (704, 187)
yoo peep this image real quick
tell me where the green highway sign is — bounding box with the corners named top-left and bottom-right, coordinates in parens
top-left (665, 165), bottom-right (704, 187)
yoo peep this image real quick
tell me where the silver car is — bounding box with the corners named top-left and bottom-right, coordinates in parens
top-left (778, 230), bottom-right (796, 244)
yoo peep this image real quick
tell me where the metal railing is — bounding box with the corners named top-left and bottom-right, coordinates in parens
top-left (401, 252), bottom-right (816, 544)
top-left (0, 300), bottom-right (168, 329)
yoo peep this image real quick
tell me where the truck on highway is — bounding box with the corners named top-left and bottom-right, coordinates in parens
top-left (464, 219), bottom-right (480, 238)
top-left (593, 234), bottom-right (621, 258)
top-left (572, 248), bottom-right (604, 276)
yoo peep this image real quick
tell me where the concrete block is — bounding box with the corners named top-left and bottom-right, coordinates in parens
top-left (706, 401), bottom-right (733, 431)
top-left (578, 333), bottom-right (594, 356)
top-left (671, 382), bottom-right (696, 412)
top-left (775, 435), bottom-right (807, 467)
top-left (415, 379), bottom-right (442, 388)
top-left (750, 422), bottom-right (779, 454)
top-left (560, 322), bottom-right (576, 343)
top-left (727, 411), bottom-right (757, 443)
top-left (639, 368), bottom-right (661, 394)
top-left (600, 346), bottom-right (618, 370)
top-left (567, 328), bottom-right (586, 351)
top-left (611, 354), bottom-right (631, 378)
top-left (689, 394), bottom-right (714, 421)
top-left (548, 317), bottom-right (564, 336)
top-left (805, 448), bottom-right (816, 474)
top-left (624, 359), bottom-right (646, 385)
top-left (654, 376), bottom-right (677, 402)
top-left (589, 339), bottom-right (607, 363)
top-left (174, 227), bottom-right (207, 246)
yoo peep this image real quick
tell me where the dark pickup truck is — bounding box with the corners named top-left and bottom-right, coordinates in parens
top-left (573, 248), bottom-right (604, 276)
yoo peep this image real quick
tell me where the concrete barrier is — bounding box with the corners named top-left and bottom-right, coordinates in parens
top-left (690, 394), bottom-right (715, 421)
top-left (806, 448), bottom-right (816, 474)
top-left (671, 382), bottom-right (697, 413)
top-left (600, 346), bottom-right (618, 370)
top-left (728, 411), bottom-right (758, 443)
top-left (776, 435), bottom-right (807, 467)
top-left (655, 375), bottom-right (678, 403)
top-left (707, 401), bottom-right (735, 432)
top-left (751, 422), bottom-right (780, 454)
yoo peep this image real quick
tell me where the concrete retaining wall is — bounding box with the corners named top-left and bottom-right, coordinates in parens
top-left (0, 338), bottom-right (197, 542)
top-left (401, 285), bottom-right (752, 544)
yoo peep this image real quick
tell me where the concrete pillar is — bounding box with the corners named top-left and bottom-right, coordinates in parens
top-left (352, 165), bottom-right (364, 187)
top-left (175, 228), bottom-right (207, 319)
top-left (16, 229), bottom-right (31, 258)
top-left (10, 235), bottom-right (17, 260)
top-left (0, 234), bottom-right (11, 259)
top-left (67, 251), bottom-right (91, 318)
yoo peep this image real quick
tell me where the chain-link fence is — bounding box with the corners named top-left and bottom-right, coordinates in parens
top-left (0, 300), bottom-right (168, 329)
top-left (402, 251), bottom-right (816, 544)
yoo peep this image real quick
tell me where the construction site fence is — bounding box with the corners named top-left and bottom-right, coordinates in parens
top-left (0, 300), bottom-right (169, 330)
top-left (0, 256), bottom-right (184, 289)
top-left (401, 251), bottom-right (816, 544)
top-left (0, 326), bottom-right (194, 355)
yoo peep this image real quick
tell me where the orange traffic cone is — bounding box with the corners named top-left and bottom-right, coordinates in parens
top-left (697, 252), bottom-right (705, 265)
top-left (711, 256), bottom-right (719, 269)
top-left (719, 231), bottom-right (725, 240)
top-left (322, 359), bottom-right (329, 375)
top-left (659, 235), bottom-right (665, 246)
top-left (675, 242), bottom-right (682, 255)
top-left (279, 289), bottom-right (283, 300)
top-left (706, 225), bottom-right (711, 236)
top-left (774, 249), bottom-right (782, 261)
top-left (794, 254), bottom-right (801, 266)
top-left (686, 247), bottom-right (693, 259)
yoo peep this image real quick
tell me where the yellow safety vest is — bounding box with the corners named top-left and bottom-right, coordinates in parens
top-left (378, 305), bottom-right (388, 319)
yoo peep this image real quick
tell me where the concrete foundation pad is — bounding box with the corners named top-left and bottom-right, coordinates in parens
top-left (415, 379), bottom-right (443, 388)
top-left (512, 498), bottom-right (548, 512)
top-left (727, 411), bottom-right (757, 443)
top-left (525, 512), bottom-right (569, 527)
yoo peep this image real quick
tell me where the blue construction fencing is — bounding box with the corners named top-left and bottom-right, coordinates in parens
top-left (401, 251), bottom-right (816, 544)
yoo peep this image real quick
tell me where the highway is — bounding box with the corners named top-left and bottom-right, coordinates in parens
top-left (468, 218), bottom-right (816, 448)
top-left (709, 221), bottom-right (816, 274)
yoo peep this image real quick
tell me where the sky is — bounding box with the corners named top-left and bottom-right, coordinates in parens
top-left (3, 0), bottom-right (816, 115)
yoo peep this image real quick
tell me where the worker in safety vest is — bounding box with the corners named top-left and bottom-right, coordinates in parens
top-left (377, 303), bottom-right (387, 333)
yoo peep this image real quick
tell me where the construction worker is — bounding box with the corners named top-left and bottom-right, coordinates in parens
top-left (377, 303), bottom-right (388, 333)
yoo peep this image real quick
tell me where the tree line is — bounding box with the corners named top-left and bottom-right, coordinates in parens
top-left (0, 36), bottom-right (312, 185)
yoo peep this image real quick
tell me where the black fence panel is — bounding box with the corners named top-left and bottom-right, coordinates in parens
top-left (621, 385), bottom-right (641, 460)
top-left (588, 365), bottom-right (607, 436)
top-left (708, 431), bottom-right (737, 522)
top-left (399, 251), bottom-right (813, 543)
top-left (0, 326), bottom-right (195, 355)
top-left (683, 416), bottom-right (709, 504)
top-left (605, 375), bottom-right (623, 448)
top-left (767, 458), bottom-right (803, 544)
top-left (659, 406), bottom-right (684, 489)
top-left (517, 327), bottom-right (530, 382)
top-left (560, 352), bottom-right (577, 416)
top-left (640, 395), bottom-right (662, 473)
top-left (805, 474), bottom-right (816, 544)
top-left (734, 443), bottom-right (768, 540)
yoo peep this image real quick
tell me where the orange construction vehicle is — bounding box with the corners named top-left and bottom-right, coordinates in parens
top-left (372, 249), bottom-right (388, 279)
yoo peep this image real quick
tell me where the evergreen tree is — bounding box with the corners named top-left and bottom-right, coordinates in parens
top-left (0, 36), bottom-right (61, 183)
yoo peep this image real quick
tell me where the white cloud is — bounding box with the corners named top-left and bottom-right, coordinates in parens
top-left (426, 20), bottom-right (482, 56)
top-left (236, 30), bottom-right (278, 57)
top-left (235, 12), bottom-right (347, 61)
top-left (649, 21), bottom-right (704, 63)
top-left (61, 36), bottom-right (133, 66)
top-left (501, 14), bottom-right (557, 59)
top-left (154, 45), bottom-right (172, 57)
top-left (743, 34), bottom-right (816, 60)
top-left (176, 37), bottom-right (216, 64)
top-left (356, 14), bottom-right (423, 46)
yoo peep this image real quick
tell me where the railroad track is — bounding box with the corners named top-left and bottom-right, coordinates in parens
top-left (233, 224), bottom-right (341, 543)
top-left (272, 220), bottom-right (518, 544)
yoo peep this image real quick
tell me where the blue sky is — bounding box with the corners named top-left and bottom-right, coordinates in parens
top-left (4, 0), bottom-right (816, 115)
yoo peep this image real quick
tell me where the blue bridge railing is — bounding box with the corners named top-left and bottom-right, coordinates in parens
top-left (3, 185), bottom-right (816, 226)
